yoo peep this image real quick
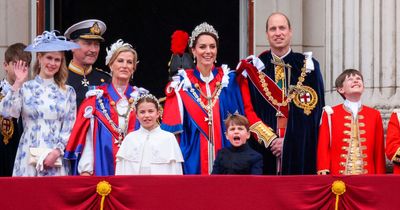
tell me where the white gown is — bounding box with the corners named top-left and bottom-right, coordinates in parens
top-left (116, 126), bottom-right (184, 175)
top-left (0, 76), bottom-right (76, 176)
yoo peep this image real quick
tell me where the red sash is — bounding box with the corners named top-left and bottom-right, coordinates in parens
top-left (241, 60), bottom-right (289, 118)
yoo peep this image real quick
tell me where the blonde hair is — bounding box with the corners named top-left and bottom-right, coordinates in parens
top-left (34, 52), bottom-right (68, 89)
top-left (107, 46), bottom-right (138, 72)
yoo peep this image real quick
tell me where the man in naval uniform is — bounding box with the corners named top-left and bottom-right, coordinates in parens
top-left (64, 19), bottom-right (111, 107)
top-left (236, 12), bottom-right (325, 175)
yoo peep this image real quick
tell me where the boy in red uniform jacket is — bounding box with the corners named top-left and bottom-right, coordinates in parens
top-left (317, 69), bottom-right (386, 175)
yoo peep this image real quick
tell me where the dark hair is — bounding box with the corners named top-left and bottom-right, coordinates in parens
top-left (4, 43), bottom-right (32, 65)
top-left (335, 69), bottom-right (364, 99)
top-left (266, 12), bottom-right (291, 31)
top-left (134, 94), bottom-right (160, 111)
top-left (191, 32), bottom-right (219, 49)
top-left (224, 113), bottom-right (250, 131)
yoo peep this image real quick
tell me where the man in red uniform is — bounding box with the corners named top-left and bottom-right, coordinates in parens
top-left (385, 110), bottom-right (400, 174)
top-left (317, 69), bottom-right (386, 175)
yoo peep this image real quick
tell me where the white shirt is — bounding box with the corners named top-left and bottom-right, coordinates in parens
top-left (344, 99), bottom-right (362, 118)
top-left (200, 72), bottom-right (214, 97)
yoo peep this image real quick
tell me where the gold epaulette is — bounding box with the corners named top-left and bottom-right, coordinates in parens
top-left (95, 68), bottom-right (111, 77)
top-left (249, 121), bottom-right (277, 147)
top-left (317, 169), bottom-right (330, 175)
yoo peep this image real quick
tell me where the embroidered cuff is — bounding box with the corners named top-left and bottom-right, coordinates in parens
top-left (249, 121), bottom-right (277, 148)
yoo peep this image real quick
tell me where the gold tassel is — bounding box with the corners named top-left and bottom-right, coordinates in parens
top-left (96, 180), bottom-right (112, 210)
top-left (331, 180), bottom-right (346, 210)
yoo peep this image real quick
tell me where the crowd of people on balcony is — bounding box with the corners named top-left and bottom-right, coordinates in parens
top-left (1, 12), bottom-right (399, 177)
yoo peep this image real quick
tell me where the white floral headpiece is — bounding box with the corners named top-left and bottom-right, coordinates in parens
top-left (189, 22), bottom-right (219, 48)
top-left (105, 39), bottom-right (133, 65)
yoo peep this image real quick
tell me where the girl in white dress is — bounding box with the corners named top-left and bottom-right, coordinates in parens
top-left (116, 94), bottom-right (184, 175)
top-left (0, 31), bottom-right (79, 176)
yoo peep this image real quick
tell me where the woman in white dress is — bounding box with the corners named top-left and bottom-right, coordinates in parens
top-left (116, 94), bottom-right (184, 175)
top-left (0, 31), bottom-right (79, 176)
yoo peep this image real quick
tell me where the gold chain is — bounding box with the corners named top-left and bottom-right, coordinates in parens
top-left (259, 60), bottom-right (307, 107)
top-left (189, 83), bottom-right (223, 113)
top-left (110, 98), bottom-right (134, 118)
top-left (98, 97), bottom-right (134, 146)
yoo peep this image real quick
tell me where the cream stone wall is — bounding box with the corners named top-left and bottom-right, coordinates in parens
top-left (0, 0), bottom-right (31, 79)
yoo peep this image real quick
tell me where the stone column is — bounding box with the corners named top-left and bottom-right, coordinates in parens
top-left (325, 0), bottom-right (400, 124)
top-left (0, 0), bottom-right (32, 79)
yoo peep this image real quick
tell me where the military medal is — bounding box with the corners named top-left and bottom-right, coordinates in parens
top-left (81, 69), bottom-right (90, 87)
top-left (0, 116), bottom-right (14, 145)
top-left (81, 78), bottom-right (90, 86)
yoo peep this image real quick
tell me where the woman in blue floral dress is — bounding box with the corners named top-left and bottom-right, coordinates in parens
top-left (0, 31), bottom-right (79, 176)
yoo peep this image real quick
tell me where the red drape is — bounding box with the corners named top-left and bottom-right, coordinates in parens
top-left (1, 175), bottom-right (400, 210)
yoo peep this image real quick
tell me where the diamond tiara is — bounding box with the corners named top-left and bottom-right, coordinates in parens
top-left (189, 22), bottom-right (219, 48)
top-left (105, 39), bottom-right (133, 65)
top-left (133, 93), bottom-right (161, 110)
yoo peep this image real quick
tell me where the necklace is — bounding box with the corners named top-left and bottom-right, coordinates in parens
top-left (189, 81), bottom-right (223, 146)
top-left (258, 59), bottom-right (307, 109)
top-left (98, 97), bottom-right (134, 147)
top-left (189, 82), bottom-right (223, 122)
top-left (190, 81), bottom-right (222, 174)
top-left (110, 98), bottom-right (134, 118)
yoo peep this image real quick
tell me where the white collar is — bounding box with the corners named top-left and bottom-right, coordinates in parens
top-left (139, 125), bottom-right (161, 134)
top-left (200, 72), bottom-right (214, 84)
top-left (35, 75), bottom-right (55, 86)
top-left (344, 99), bottom-right (361, 117)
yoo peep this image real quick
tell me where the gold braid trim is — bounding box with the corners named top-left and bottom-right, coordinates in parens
top-left (249, 121), bottom-right (277, 147)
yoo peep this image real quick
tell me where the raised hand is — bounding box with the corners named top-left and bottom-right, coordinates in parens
top-left (12, 60), bottom-right (29, 90)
